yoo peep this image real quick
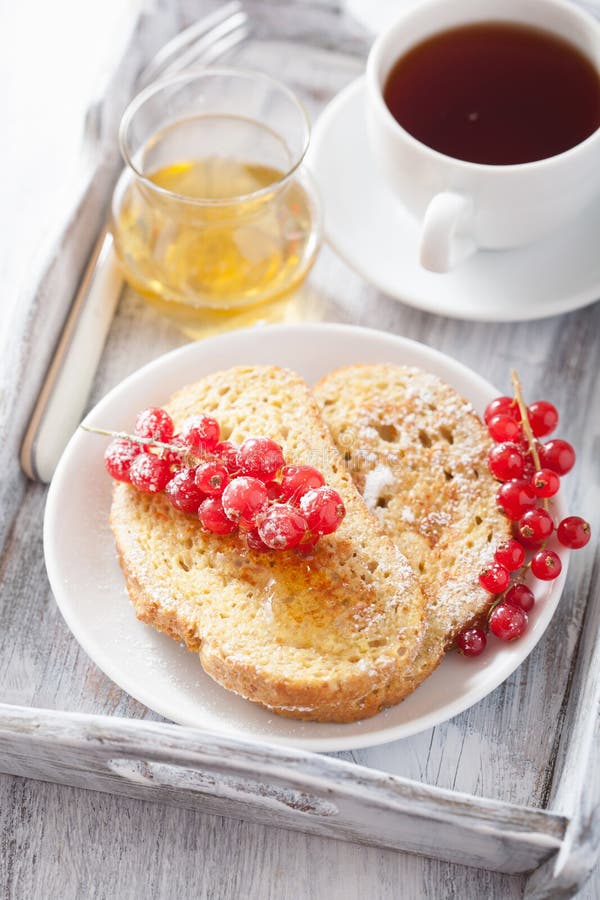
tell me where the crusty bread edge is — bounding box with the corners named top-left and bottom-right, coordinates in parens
top-left (313, 362), bottom-right (512, 692)
top-left (112, 487), bottom-right (422, 724)
top-left (109, 364), bottom-right (430, 723)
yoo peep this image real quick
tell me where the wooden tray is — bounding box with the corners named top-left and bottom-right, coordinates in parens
top-left (1, 2), bottom-right (599, 896)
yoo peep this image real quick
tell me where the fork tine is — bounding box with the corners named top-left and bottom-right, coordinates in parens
top-left (139, 1), bottom-right (243, 87)
top-left (159, 19), bottom-right (249, 78)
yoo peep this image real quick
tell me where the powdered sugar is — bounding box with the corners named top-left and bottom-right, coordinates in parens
top-left (362, 463), bottom-right (395, 514)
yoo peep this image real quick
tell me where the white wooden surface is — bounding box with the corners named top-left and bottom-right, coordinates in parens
top-left (0, 705), bottom-right (567, 876)
top-left (1, 0), bottom-right (600, 897)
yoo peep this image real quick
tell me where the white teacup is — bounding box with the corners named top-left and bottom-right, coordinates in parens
top-left (366, 0), bottom-right (600, 273)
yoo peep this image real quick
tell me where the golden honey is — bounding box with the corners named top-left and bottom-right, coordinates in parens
top-left (111, 118), bottom-right (320, 337)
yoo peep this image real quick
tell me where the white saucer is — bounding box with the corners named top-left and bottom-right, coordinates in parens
top-left (344, 0), bottom-right (420, 34)
top-left (308, 78), bottom-right (600, 322)
top-left (44, 323), bottom-right (568, 752)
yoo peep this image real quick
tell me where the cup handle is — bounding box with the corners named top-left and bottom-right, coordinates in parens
top-left (419, 192), bottom-right (476, 273)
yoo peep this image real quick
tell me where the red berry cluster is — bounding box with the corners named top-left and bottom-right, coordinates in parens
top-left (457, 372), bottom-right (591, 658)
top-left (102, 407), bottom-right (345, 553)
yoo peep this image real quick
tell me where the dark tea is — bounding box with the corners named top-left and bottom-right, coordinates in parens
top-left (383, 22), bottom-right (600, 165)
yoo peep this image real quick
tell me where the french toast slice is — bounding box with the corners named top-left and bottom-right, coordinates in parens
top-left (111, 366), bottom-right (425, 723)
top-left (314, 364), bottom-right (512, 694)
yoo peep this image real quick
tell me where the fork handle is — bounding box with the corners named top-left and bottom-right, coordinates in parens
top-left (20, 230), bottom-right (122, 483)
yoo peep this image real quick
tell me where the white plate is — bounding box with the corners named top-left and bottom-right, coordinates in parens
top-left (44, 323), bottom-right (568, 751)
top-left (307, 78), bottom-right (600, 323)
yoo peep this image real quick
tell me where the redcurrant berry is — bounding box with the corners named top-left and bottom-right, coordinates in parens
top-left (129, 452), bottom-right (171, 493)
top-left (300, 487), bottom-right (346, 535)
top-left (265, 481), bottom-right (282, 501)
top-left (198, 497), bottom-right (236, 534)
top-left (179, 415), bottom-right (220, 455)
top-left (514, 530), bottom-right (544, 551)
top-left (194, 460), bottom-right (229, 496)
top-left (527, 401), bottom-right (559, 438)
top-left (104, 439), bottom-right (142, 482)
top-left (245, 529), bottom-right (270, 552)
top-left (236, 437), bottom-right (285, 481)
top-left (479, 562), bottom-right (510, 594)
top-left (531, 549), bottom-right (562, 581)
top-left (488, 442), bottom-right (525, 481)
top-left (296, 534), bottom-right (319, 555)
top-left (557, 516), bottom-right (591, 549)
top-left (515, 438), bottom-right (537, 479)
top-left (494, 539), bottom-right (526, 572)
top-left (280, 465), bottom-right (325, 503)
top-left (530, 468), bottom-right (560, 498)
top-left (258, 504), bottom-right (309, 550)
top-left (160, 434), bottom-right (187, 467)
top-left (489, 604), bottom-right (528, 641)
top-left (487, 414), bottom-right (521, 443)
top-left (505, 583), bottom-right (535, 612)
top-left (516, 508), bottom-right (554, 543)
top-left (214, 441), bottom-right (239, 472)
top-left (134, 407), bottom-right (174, 443)
top-left (539, 439), bottom-right (575, 475)
top-left (456, 628), bottom-right (487, 657)
top-left (484, 396), bottom-right (520, 425)
top-left (165, 468), bottom-right (205, 514)
top-left (496, 480), bottom-right (537, 520)
top-left (221, 476), bottom-right (269, 528)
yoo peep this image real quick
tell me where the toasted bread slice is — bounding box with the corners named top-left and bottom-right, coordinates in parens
top-left (314, 364), bottom-right (511, 693)
top-left (111, 366), bottom-right (425, 723)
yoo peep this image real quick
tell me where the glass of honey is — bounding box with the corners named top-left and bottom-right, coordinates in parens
top-left (111, 68), bottom-right (322, 336)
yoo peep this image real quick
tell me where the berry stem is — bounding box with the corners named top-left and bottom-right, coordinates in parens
top-left (510, 370), bottom-right (540, 469)
top-left (81, 423), bottom-right (182, 454)
top-left (509, 369), bottom-right (548, 512)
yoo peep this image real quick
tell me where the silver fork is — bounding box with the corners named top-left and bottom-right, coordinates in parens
top-left (20, 3), bottom-right (248, 483)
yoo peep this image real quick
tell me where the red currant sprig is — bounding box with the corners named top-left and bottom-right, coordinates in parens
top-left (85, 408), bottom-right (346, 557)
top-left (456, 371), bottom-right (591, 658)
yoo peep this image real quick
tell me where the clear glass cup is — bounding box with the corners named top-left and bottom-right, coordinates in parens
top-left (111, 68), bottom-right (322, 337)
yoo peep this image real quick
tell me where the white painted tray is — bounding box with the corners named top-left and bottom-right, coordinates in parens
top-left (1, 3), bottom-right (599, 897)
